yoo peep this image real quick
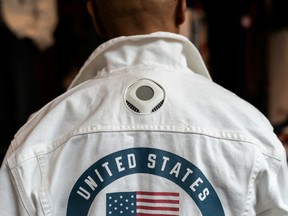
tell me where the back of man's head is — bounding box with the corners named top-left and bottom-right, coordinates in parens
top-left (87, 0), bottom-right (186, 38)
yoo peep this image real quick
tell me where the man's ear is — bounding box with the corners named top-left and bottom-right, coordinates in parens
top-left (87, 0), bottom-right (107, 37)
top-left (176, 0), bottom-right (186, 25)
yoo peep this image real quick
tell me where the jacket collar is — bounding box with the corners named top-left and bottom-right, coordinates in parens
top-left (69, 32), bottom-right (211, 89)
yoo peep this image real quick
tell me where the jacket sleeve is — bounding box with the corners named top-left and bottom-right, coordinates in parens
top-left (0, 147), bottom-right (30, 216)
top-left (255, 148), bottom-right (288, 215)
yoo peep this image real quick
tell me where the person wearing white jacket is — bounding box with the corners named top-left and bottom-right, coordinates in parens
top-left (0, 0), bottom-right (287, 215)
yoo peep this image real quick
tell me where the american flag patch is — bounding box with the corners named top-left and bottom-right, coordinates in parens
top-left (106, 191), bottom-right (180, 216)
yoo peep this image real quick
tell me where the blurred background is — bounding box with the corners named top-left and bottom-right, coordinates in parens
top-left (0, 0), bottom-right (288, 163)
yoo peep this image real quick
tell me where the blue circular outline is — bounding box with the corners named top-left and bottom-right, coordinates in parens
top-left (67, 148), bottom-right (224, 215)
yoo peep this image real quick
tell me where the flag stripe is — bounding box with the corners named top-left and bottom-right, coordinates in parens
top-left (137, 195), bottom-right (179, 200)
top-left (137, 209), bottom-right (179, 215)
top-left (137, 198), bottom-right (179, 204)
top-left (137, 205), bottom-right (179, 211)
top-left (137, 214), bottom-right (178, 216)
top-left (137, 202), bottom-right (179, 208)
top-left (137, 191), bottom-right (179, 196)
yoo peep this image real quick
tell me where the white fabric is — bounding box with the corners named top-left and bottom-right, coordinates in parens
top-left (0, 32), bottom-right (287, 216)
top-left (68, 32), bottom-right (211, 89)
top-left (2, 0), bottom-right (58, 50)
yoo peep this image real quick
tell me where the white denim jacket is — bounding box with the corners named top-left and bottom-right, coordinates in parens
top-left (0, 32), bottom-right (287, 216)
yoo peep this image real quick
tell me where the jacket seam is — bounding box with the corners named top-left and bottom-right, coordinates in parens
top-left (10, 166), bottom-right (35, 216)
top-left (37, 154), bottom-right (52, 216)
top-left (38, 126), bottom-right (263, 159)
top-left (242, 146), bottom-right (261, 216)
